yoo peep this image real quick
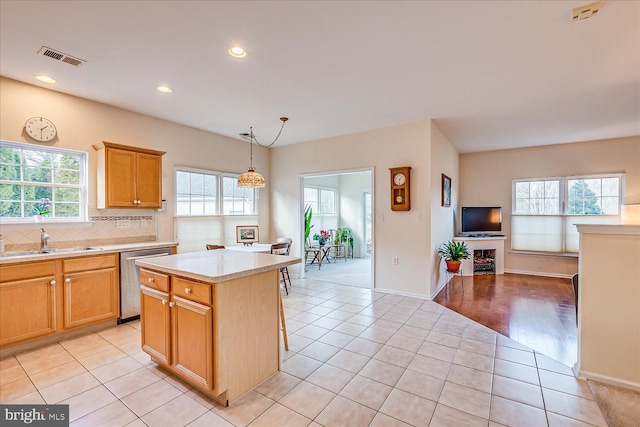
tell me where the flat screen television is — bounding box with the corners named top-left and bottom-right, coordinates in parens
top-left (461, 207), bottom-right (502, 234)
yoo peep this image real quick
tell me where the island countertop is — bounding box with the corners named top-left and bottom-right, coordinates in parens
top-left (135, 249), bottom-right (300, 283)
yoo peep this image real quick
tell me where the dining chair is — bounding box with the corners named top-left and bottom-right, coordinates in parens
top-left (271, 242), bottom-right (291, 295)
top-left (205, 244), bottom-right (225, 250)
top-left (276, 237), bottom-right (293, 289)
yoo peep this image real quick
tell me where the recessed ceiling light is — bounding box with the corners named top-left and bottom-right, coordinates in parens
top-left (156, 85), bottom-right (173, 93)
top-left (35, 75), bottom-right (56, 84)
top-left (228, 46), bottom-right (247, 58)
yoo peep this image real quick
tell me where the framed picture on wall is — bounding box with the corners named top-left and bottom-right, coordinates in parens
top-left (442, 174), bottom-right (451, 207)
top-left (236, 225), bottom-right (259, 244)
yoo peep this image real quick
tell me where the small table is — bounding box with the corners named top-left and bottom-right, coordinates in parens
top-left (224, 243), bottom-right (273, 254)
top-left (305, 245), bottom-right (332, 269)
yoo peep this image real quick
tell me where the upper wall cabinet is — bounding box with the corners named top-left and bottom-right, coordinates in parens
top-left (93, 141), bottom-right (166, 209)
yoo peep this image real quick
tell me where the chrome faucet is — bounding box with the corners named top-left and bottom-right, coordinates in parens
top-left (40, 228), bottom-right (50, 253)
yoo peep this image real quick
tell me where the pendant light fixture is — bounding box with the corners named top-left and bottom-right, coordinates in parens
top-left (237, 117), bottom-right (289, 188)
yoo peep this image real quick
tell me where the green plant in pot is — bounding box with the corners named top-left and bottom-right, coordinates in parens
top-left (304, 205), bottom-right (314, 246)
top-left (437, 240), bottom-right (470, 273)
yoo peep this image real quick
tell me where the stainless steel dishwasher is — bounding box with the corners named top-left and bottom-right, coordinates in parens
top-left (119, 247), bottom-right (173, 323)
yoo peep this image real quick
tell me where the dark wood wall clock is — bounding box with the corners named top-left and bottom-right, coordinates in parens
top-left (389, 166), bottom-right (411, 211)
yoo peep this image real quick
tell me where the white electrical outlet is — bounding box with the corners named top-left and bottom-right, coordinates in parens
top-left (141, 218), bottom-right (148, 228)
top-left (117, 219), bottom-right (131, 229)
top-left (392, 257), bottom-right (399, 265)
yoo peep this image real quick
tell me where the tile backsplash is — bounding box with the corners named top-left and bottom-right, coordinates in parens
top-left (1, 208), bottom-right (158, 252)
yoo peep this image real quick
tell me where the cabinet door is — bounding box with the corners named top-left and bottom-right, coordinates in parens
top-left (136, 152), bottom-right (162, 208)
top-left (105, 147), bottom-right (136, 207)
top-left (63, 268), bottom-right (118, 329)
top-left (172, 296), bottom-right (213, 390)
top-left (0, 276), bottom-right (56, 346)
top-left (141, 286), bottom-right (171, 365)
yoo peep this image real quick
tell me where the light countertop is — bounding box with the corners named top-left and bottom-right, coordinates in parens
top-left (135, 249), bottom-right (301, 283)
top-left (0, 241), bottom-right (178, 265)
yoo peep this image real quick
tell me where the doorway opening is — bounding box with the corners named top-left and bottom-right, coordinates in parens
top-left (301, 169), bottom-right (373, 289)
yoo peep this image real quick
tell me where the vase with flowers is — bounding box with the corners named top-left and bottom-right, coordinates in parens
top-left (33, 198), bottom-right (52, 222)
top-left (313, 229), bottom-right (331, 246)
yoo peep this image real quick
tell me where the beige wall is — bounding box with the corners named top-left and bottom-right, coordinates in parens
top-left (0, 77), bottom-right (271, 244)
top-left (430, 124), bottom-right (460, 296)
top-left (459, 136), bottom-right (640, 277)
top-left (577, 225), bottom-right (640, 390)
top-left (271, 121), bottom-right (434, 297)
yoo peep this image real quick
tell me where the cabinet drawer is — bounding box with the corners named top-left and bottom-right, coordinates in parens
top-left (63, 254), bottom-right (116, 273)
top-left (0, 261), bottom-right (56, 283)
top-left (140, 269), bottom-right (170, 292)
top-left (173, 277), bottom-right (211, 305)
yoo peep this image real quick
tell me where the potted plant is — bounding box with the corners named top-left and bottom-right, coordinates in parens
top-left (437, 240), bottom-right (470, 273)
top-left (304, 205), bottom-right (314, 246)
top-left (33, 197), bottom-right (52, 222)
top-left (313, 230), bottom-right (331, 246)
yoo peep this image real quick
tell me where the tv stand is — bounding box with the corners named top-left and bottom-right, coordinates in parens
top-left (453, 236), bottom-right (506, 276)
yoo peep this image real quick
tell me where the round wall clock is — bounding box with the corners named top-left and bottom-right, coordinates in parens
top-left (25, 117), bottom-right (57, 142)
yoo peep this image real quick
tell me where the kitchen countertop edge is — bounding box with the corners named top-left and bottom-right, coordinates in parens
top-left (0, 241), bottom-right (178, 265)
top-left (136, 251), bottom-right (301, 283)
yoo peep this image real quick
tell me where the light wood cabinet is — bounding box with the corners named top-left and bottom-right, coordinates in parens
top-left (140, 285), bottom-right (171, 365)
top-left (63, 255), bottom-right (120, 329)
top-left (93, 141), bottom-right (165, 209)
top-left (172, 296), bottom-right (213, 389)
top-left (0, 261), bottom-right (57, 346)
top-left (139, 268), bottom-right (279, 405)
top-left (140, 272), bottom-right (214, 390)
top-left (0, 254), bottom-right (120, 350)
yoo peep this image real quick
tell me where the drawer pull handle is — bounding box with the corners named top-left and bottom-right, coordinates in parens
top-left (161, 299), bottom-right (167, 305)
top-left (50, 280), bottom-right (56, 285)
top-left (148, 277), bottom-right (154, 283)
top-left (65, 278), bottom-right (71, 284)
top-left (169, 302), bottom-right (175, 308)
top-left (185, 287), bottom-right (191, 294)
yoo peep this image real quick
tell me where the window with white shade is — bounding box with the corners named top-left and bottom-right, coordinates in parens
top-left (511, 174), bottom-right (623, 254)
top-left (174, 166), bottom-right (258, 252)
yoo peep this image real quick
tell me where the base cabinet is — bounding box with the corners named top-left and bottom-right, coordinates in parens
top-left (63, 268), bottom-right (118, 328)
top-left (172, 296), bottom-right (213, 389)
top-left (140, 276), bottom-right (214, 390)
top-left (139, 268), bottom-right (279, 405)
top-left (140, 286), bottom-right (171, 365)
top-left (0, 254), bottom-right (119, 349)
top-left (0, 262), bottom-right (56, 346)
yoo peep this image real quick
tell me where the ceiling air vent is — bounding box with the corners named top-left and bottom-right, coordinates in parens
top-left (37, 46), bottom-right (85, 67)
top-left (572, 1), bottom-right (603, 22)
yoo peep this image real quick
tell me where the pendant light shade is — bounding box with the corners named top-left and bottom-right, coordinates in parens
top-left (237, 117), bottom-right (288, 189)
top-left (238, 167), bottom-right (266, 188)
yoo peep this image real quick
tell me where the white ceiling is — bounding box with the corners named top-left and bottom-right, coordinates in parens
top-left (1, 1), bottom-right (638, 153)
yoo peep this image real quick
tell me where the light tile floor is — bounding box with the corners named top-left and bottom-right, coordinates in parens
top-left (0, 278), bottom-right (608, 426)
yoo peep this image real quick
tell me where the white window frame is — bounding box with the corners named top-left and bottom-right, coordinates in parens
top-left (511, 173), bottom-right (624, 254)
top-left (0, 140), bottom-right (88, 223)
top-left (304, 185), bottom-right (337, 215)
top-left (174, 166), bottom-right (258, 217)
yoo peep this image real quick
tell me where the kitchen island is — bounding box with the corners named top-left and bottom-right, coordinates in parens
top-left (135, 249), bottom-right (300, 406)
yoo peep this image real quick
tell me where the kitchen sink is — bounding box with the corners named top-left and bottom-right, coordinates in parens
top-left (43, 247), bottom-right (92, 253)
top-left (1, 247), bottom-right (94, 258)
top-left (1, 250), bottom-right (38, 258)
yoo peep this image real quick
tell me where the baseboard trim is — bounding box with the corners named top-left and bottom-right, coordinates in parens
top-left (430, 280), bottom-right (449, 300)
top-left (576, 369), bottom-right (640, 392)
top-left (504, 269), bottom-right (574, 279)
top-left (0, 320), bottom-right (116, 359)
top-left (374, 287), bottom-right (430, 301)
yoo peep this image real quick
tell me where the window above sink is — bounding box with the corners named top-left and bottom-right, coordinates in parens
top-left (0, 140), bottom-right (88, 224)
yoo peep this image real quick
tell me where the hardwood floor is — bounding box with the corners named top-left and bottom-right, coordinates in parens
top-left (434, 273), bottom-right (577, 367)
